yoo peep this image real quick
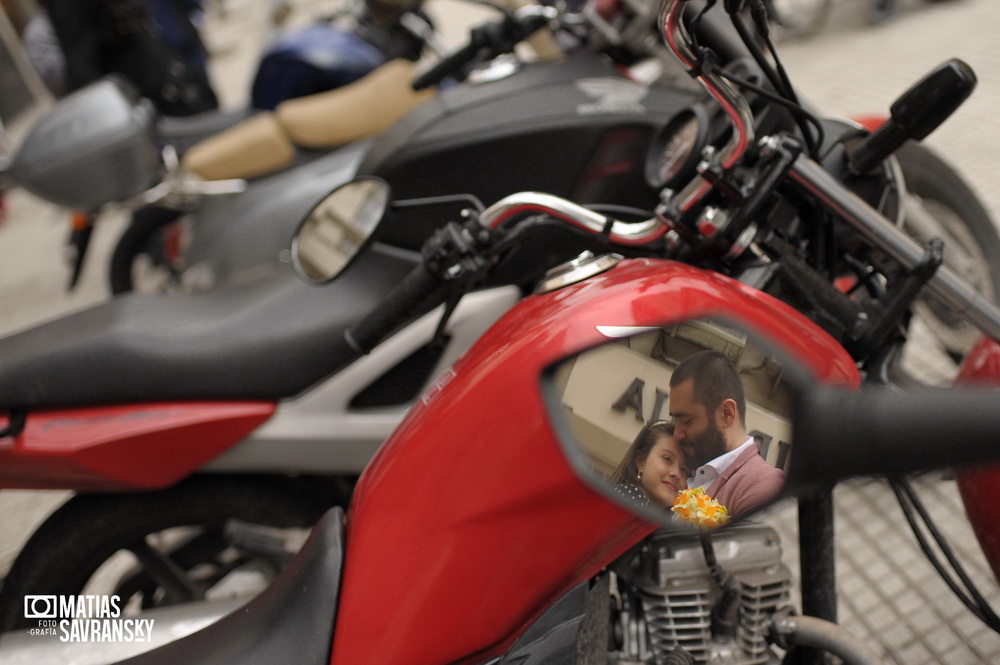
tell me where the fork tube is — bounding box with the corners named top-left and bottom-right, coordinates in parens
top-left (798, 490), bottom-right (838, 665)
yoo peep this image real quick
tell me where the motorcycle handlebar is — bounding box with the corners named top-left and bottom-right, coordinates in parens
top-left (791, 385), bottom-right (1000, 488)
top-left (660, 0), bottom-right (754, 216)
top-left (659, 0), bottom-right (1000, 344)
top-left (788, 156), bottom-right (1000, 341)
top-left (479, 192), bottom-right (667, 245)
top-left (412, 40), bottom-right (482, 90)
top-left (344, 262), bottom-right (447, 355)
top-left (343, 191), bottom-right (669, 358)
top-left (411, 6), bottom-right (557, 90)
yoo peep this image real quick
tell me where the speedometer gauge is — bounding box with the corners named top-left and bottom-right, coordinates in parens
top-left (645, 107), bottom-right (708, 189)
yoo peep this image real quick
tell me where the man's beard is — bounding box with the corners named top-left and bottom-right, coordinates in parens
top-left (690, 420), bottom-right (729, 468)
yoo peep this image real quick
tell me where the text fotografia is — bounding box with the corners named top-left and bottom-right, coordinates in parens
top-left (24, 595), bottom-right (155, 642)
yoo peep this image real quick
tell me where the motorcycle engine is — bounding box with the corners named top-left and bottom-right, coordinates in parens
top-left (611, 522), bottom-right (792, 664)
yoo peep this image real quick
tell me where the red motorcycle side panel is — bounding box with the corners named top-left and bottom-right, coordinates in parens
top-left (0, 401), bottom-right (275, 490)
top-left (954, 336), bottom-right (1000, 583)
top-left (330, 259), bottom-right (858, 665)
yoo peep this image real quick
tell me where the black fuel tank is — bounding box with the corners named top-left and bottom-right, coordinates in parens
top-left (359, 54), bottom-right (699, 252)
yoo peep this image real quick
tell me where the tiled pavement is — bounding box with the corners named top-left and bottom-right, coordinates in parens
top-left (3, 0), bottom-right (1000, 662)
top-left (767, 2), bottom-right (1000, 660)
top-left (762, 474), bottom-right (1000, 664)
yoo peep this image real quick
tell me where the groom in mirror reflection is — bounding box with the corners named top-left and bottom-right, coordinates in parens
top-left (668, 350), bottom-right (784, 517)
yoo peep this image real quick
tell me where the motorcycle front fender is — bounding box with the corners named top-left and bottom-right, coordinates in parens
top-left (955, 336), bottom-right (1000, 585)
top-left (100, 507), bottom-right (344, 665)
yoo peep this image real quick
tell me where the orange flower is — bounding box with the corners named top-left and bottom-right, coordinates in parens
top-left (672, 487), bottom-right (730, 530)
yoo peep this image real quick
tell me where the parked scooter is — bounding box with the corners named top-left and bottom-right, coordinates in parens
top-left (3, 0), bottom-right (435, 291)
top-left (4, 0), bottom-right (697, 295)
top-left (1, 0), bottom-right (998, 648)
top-left (5, 2), bottom-right (1000, 660)
top-left (247, 0), bottom-right (433, 111)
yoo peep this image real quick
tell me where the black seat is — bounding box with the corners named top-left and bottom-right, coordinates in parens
top-left (0, 246), bottom-right (417, 409)
top-left (115, 507), bottom-right (344, 665)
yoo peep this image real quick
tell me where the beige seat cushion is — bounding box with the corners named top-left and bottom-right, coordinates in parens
top-left (182, 112), bottom-right (296, 181)
top-left (276, 59), bottom-right (436, 149)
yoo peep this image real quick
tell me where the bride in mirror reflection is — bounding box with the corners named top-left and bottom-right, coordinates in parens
top-left (610, 420), bottom-right (689, 509)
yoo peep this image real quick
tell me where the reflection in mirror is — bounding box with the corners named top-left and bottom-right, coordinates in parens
top-left (291, 177), bottom-right (390, 284)
top-left (549, 319), bottom-right (797, 527)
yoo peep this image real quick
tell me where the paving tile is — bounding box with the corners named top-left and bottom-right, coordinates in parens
top-left (941, 641), bottom-right (988, 665)
top-left (880, 621), bottom-right (916, 650)
top-left (924, 624), bottom-right (963, 657)
top-left (906, 605), bottom-right (944, 634)
top-left (888, 641), bottom-right (934, 665)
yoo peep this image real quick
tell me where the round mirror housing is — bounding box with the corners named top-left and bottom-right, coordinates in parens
top-left (542, 319), bottom-right (816, 528)
top-left (291, 177), bottom-right (391, 284)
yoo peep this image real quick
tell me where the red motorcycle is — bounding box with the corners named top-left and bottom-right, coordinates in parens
top-left (4, 0), bottom-right (1000, 662)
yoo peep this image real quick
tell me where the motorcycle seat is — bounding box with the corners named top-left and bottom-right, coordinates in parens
top-left (179, 59), bottom-right (434, 182)
top-left (0, 246), bottom-right (418, 409)
top-left (114, 507), bottom-right (344, 665)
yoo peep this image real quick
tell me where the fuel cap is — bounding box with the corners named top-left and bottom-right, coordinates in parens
top-left (534, 252), bottom-right (623, 294)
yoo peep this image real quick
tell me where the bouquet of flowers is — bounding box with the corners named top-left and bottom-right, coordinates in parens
top-left (672, 487), bottom-right (730, 530)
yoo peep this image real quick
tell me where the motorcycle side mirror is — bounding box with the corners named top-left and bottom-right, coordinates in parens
top-left (543, 317), bottom-right (1000, 530)
top-left (542, 318), bottom-right (806, 529)
top-left (291, 177), bottom-right (391, 284)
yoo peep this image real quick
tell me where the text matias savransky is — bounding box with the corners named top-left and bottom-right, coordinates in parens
top-left (25, 594), bottom-right (155, 643)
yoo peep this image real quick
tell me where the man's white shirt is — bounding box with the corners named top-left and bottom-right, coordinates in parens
top-left (687, 436), bottom-right (756, 489)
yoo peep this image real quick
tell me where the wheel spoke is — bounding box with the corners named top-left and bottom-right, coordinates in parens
top-left (126, 539), bottom-right (206, 604)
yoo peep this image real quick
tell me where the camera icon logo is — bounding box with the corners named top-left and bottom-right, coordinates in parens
top-left (24, 595), bottom-right (58, 619)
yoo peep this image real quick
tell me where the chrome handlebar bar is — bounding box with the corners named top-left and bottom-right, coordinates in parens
top-left (789, 157), bottom-right (1000, 338)
top-left (479, 192), bottom-right (668, 246)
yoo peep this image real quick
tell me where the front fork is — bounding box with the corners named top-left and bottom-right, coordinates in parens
top-left (794, 491), bottom-right (838, 665)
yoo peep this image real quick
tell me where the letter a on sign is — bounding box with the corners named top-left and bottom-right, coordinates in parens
top-left (612, 378), bottom-right (645, 422)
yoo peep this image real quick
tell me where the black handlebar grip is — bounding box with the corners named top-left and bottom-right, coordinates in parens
top-left (344, 263), bottom-right (446, 356)
top-left (412, 40), bottom-right (481, 90)
top-left (789, 385), bottom-right (1000, 490)
top-left (849, 59), bottom-right (977, 174)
